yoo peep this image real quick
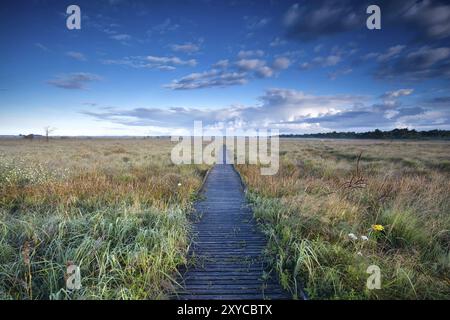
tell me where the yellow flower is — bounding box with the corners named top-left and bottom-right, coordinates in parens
top-left (372, 224), bottom-right (384, 232)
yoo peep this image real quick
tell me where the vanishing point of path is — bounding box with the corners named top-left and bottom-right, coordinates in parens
top-left (176, 146), bottom-right (289, 300)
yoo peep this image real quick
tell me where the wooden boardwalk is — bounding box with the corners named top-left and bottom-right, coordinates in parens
top-left (176, 147), bottom-right (289, 300)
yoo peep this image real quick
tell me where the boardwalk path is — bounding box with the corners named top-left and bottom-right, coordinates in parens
top-left (176, 146), bottom-right (289, 300)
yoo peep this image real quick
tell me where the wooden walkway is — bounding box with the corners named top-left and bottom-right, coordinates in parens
top-left (176, 146), bottom-right (289, 300)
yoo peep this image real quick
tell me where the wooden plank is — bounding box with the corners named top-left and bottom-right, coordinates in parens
top-left (176, 146), bottom-right (290, 300)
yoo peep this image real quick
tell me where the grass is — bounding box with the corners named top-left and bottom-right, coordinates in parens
top-left (236, 138), bottom-right (450, 299)
top-left (1, 137), bottom-right (448, 300)
top-left (0, 138), bottom-right (208, 299)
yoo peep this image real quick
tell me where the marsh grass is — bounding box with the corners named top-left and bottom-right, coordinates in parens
top-left (237, 139), bottom-right (450, 299)
top-left (0, 138), bottom-right (208, 299)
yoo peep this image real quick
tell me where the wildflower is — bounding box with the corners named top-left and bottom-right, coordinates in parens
top-left (372, 224), bottom-right (384, 232)
top-left (177, 182), bottom-right (182, 187)
top-left (361, 235), bottom-right (369, 241)
top-left (348, 233), bottom-right (358, 240)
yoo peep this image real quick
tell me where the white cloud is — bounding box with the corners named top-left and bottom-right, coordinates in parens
top-left (328, 68), bottom-right (352, 80)
top-left (171, 42), bottom-right (200, 53)
top-left (234, 57), bottom-right (278, 78)
top-left (165, 52), bottom-right (291, 89)
top-left (110, 34), bottom-right (131, 41)
top-left (164, 70), bottom-right (248, 90)
top-left (300, 54), bottom-right (341, 70)
top-left (82, 87), bottom-right (449, 133)
top-left (364, 45), bottom-right (405, 62)
top-left (382, 89), bottom-right (414, 100)
top-left (273, 57), bottom-right (291, 70)
top-left (270, 37), bottom-right (286, 47)
top-left (256, 66), bottom-right (274, 78)
top-left (47, 73), bottom-right (101, 90)
top-left (66, 51), bottom-right (87, 61)
top-left (236, 59), bottom-right (265, 71)
top-left (377, 45), bottom-right (405, 62)
top-left (102, 55), bottom-right (197, 70)
top-left (146, 55), bottom-right (197, 67)
top-left (82, 88), bottom-right (364, 132)
top-left (314, 55), bottom-right (341, 67)
top-left (213, 59), bottom-right (229, 68)
top-left (237, 50), bottom-right (264, 59)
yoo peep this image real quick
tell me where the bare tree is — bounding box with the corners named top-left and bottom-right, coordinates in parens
top-left (44, 126), bottom-right (55, 142)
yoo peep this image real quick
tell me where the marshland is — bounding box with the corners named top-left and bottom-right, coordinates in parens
top-left (0, 138), bottom-right (208, 299)
top-left (237, 138), bottom-right (450, 299)
top-left (0, 137), bottom-right (449, 299)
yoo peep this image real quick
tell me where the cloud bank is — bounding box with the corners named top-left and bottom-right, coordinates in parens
top-left (82, 87), bottom-right (449, 133)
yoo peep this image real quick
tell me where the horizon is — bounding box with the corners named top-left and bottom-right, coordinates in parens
top-left (1, 0), bottom-right (450, 136)
top-left (3, 127), bottom-right (449, 138)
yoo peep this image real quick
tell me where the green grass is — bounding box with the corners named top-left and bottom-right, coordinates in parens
top-left (1, 206), bottom-right (189, 299)
top-left (2, 137), bottom-right (449, 300)
top-left (0, 138), bottom-right (208, 299)
top-left (237, 139), bottom-right (450, 299)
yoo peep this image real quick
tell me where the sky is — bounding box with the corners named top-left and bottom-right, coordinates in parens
top-left (0, 0), bottom-right (449, 136)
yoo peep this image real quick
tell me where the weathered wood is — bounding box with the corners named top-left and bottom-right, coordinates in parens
top-left (175, 146), bottom-right (290, 300)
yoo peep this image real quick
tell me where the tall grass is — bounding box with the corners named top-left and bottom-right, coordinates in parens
top-left (237, 139), bottom-right (450, 299)
top-left (0, 138), bottom-right (208, 299)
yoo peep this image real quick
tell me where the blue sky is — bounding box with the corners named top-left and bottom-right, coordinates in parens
top-left (0, 0), bottom-right (449, 135)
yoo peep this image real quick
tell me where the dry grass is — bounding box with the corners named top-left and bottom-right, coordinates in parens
top-left (0, 138), bottom-right (208, 299)
top-left (237, 138), bottom-right (450, 299)
top-left (2, 137), bottom-right (448, 300)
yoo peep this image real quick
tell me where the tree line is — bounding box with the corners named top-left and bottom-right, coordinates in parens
top-left (280, 128), bottom-right (450, 140)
